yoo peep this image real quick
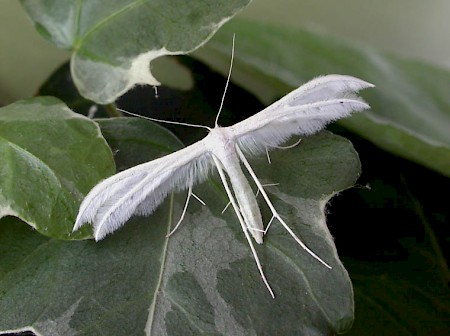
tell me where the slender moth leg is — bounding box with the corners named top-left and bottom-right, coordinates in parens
top-left (255, 183), bottom-right (279, 197)
top-left (265, 216), bottom-right (276, 233)
top-left (265, 148), bottom-right (272, 164)
top-left (265, 139), bottom-right (302, 164)
top-left (167, 187), bottom-right (193, 237)
top-left (221, 201), bottom-right (231, 214)
top-left (222, 199), bottom-right (265, 233)
top-left (274, 138), bottom-right (302, 150)
top-left (212, 155), bottom-right (275, 298)
top-left (192, 192), bottom-right (206, 205)
top-left (236, 146), bottom-right (332, 269)
top-left (167, 189), bottom-right (206, 238)
top-left (223, 183), bottom-right (278, 214)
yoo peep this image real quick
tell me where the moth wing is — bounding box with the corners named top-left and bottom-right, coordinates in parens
top-left (232, 75), bottom-right (374, 154)
top-left (272, 74), bottom-right (373, 107)
top-left (74, 139), bottom-right (211, 240)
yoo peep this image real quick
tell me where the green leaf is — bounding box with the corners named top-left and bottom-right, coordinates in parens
top-left (19, 0), bottom-right (251, 104)
top-left (341, 190), bottom-right (449, 335)
top-left (0, 97), bottom-right (115, 239)
top-left (194, 19), bottom-right (450, 177)
top-left (346, 257), bottom-right (450, 336)
top-left (0, 118), bottom-right (359, 335)
top-left (323, 134), bottom-right (450, 335)
top-left (38, 62), bottom-right (112, 118)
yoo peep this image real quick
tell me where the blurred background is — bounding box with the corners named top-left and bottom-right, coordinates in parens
top-left (1, 0), bottom-right (450, 105)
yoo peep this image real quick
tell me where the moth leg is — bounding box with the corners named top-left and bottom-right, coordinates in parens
top-left (221, 201), bottom-right (231, 214)
top-left (167, 187), bottom-right (193, 237)
top-left (265, 215), bottom-right (276, 234)
top-left (223, 183), bottom-right (278, 214)
top-left (225, 182), bottom-right (278, 219)
top-left (265, 139), bottom-right (302, 164)
top-left (224, 183), bottom-right (279, 233)
top-left (236, 146), bottom-right (332, 269)
top-left (212, 155), bottom-right (275, 299)
top-left (246, 182), bottom-right (277, 234)
top-left (274, 138), bottom-right (302, 150)
top-left (265, 147), bottom-right (272, 164)
top-left (192, 192), bottom-right (206, 205)
top-left (255, 183), bottom-right (279, 197)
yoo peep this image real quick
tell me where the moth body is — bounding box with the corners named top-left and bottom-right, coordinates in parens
top-left (206, 127), bottom-right (264, 243)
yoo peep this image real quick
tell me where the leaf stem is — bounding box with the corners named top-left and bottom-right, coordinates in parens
top-left (104, 103), bottom-right (122, 118)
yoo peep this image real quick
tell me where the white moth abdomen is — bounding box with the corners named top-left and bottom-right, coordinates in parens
top-left (207, 128), bottom-right (264, 244)
top-left (225, 156), bottom-right (264, 243)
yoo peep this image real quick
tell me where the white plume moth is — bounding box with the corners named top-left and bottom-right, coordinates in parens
top-left (73, 41), bottom-right (373, 298)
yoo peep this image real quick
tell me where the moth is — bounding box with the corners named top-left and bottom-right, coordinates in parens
top-left (74, 72), bottom-right (373, 298)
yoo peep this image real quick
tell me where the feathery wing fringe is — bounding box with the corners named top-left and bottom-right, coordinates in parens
top-left (234, 75), bottom-right (374, 154)
top-left (74, 74), bottom-right (373, 241)
top-left (74, 141), bottom-right (211, 240)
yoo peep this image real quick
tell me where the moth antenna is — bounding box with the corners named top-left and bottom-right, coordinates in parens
top-left (117, 108), bottom-right (211, 131)
top-left (215, 34), bottom-right (236, 128)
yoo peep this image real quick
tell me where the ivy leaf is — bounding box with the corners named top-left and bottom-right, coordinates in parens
top-left (194, 19), bottom-right (450, 176)
top-left (0, 118), bottom-right (359, 335)
top-left (19, 0), bottom-right (251, 104)
top-left (0, 97), bottom-right (115, 239)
